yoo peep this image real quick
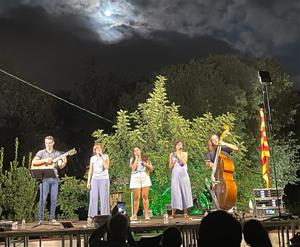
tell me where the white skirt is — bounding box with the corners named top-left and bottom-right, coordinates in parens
top-left (129, 171), bottom-right (152, 189)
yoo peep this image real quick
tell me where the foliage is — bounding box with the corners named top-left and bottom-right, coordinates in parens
top-left (0, 73), bottom-right (57, 159)
top-left (94, 75), bottom-right (255, 213)
top-left (73, 61), bottom-right (127, 120)
top-left (184, 57), bottom-right (293, 132)
top-left (117, 55), bottom-right (300, 210)
top-left (57, 175), bottom-right (89, 219)
top-left (119, 55), bottom-right (298, 163)
top-left (284, 182), bottom-right (300, 216)
top-left (268, 137), bottom-right (300, 188)
top-left (0, 138), bottom-right (38, 221)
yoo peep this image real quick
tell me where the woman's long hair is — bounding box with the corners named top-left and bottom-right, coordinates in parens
top-left (207, 134), bottom-right (218, 152)
top-left (130, 146), bottom-right (148, 165)
top-left (174, 140), bottom-right (183, 151)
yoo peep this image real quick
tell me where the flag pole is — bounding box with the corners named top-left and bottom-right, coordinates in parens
top-left (260, 108), bottom-right (271, 189)
top-left (258, 71), bottom-right (282, 219)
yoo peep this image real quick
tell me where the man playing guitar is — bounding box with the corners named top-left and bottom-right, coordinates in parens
top-left (32, 136), bottom-right (67, 225)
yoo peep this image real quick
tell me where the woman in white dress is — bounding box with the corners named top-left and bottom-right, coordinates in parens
top-left (169, 141), bottom-right (193, 219)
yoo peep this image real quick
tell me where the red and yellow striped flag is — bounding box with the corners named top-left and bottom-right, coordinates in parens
top-left (260, 108), bottom-right (271, 188)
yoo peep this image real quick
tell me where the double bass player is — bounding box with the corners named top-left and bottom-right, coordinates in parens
top-left (204, 131), bottom-right (239, 210)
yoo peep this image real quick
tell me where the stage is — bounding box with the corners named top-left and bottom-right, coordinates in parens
top-left (0, 215), bottom-right (299, 247)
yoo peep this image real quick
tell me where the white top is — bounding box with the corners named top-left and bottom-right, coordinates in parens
top-left (130, 158), bottom-right (151, 175)
top-left (91, 154), bottom-right (109, 180)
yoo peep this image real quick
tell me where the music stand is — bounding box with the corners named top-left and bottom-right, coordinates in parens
top-left (30, 168), bottom-right (57, 180)
top-left (30, 168), bottom-right (57, 228)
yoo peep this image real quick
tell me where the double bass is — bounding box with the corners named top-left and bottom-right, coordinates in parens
top-left (211, 126), bottom-right (237, 210)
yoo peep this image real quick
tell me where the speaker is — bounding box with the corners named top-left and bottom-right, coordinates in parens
top-left (61, 221), bottom-right (74, 228)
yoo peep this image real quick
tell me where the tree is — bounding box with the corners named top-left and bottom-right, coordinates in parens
top-left (118, 55), bottom-right (298, 149)
top-left (94, 75), bottom-right (254, 213)
top-left (118, 55), bottom-right (300, 193)
top-left (0, 72), bottom-right (56, 165)
top-left (268, 137), bottom-right (300, 188)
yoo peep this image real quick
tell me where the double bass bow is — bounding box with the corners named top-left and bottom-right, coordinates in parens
top-left (211, 125), bottom-right (237, 210)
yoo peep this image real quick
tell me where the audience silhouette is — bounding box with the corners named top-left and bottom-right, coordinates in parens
top-left (89, 209), bottom-right (275, 247)
top-left (243, 219), bottom-right (272, 247)
top-left (89, 212), bottom-right (136, 247)
top-left (138, 234), bottom-right (161, 247)
top-left (160, 227), bottom-right (182, 247)
top-left (106, 213), bottom-right (134, 247)
top-left (197, 210), bottom-right (242, 247)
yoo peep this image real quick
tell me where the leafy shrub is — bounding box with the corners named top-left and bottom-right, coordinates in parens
top-left (57, 175), bottom-right (88, 219)
top-left (0, 139), bottom-right (37, 221)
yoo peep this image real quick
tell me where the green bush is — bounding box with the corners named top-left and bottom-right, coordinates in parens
top-left (57, 175), bottom-right (89, 219)
top-left (0, 138), bottom-right (37, 222)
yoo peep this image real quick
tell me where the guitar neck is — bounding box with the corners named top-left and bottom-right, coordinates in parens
top-left (53, 152), bottom-right (69, 163)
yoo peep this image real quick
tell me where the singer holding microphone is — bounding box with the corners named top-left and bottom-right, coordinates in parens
top-left (169, 141), bottom-right (193, 219)
top-left (129, 146), bottom-right (153, 221)
top-left (87, 143), bottom-right (110, 220)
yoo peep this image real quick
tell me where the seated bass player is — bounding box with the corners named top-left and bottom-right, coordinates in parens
top-left (204, 132), bottom-right (239, 210)
top-left (204, 134), bottom-right (238, 170)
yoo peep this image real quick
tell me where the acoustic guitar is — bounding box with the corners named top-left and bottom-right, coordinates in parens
top-left (30, 148), bottom-right (77, 170)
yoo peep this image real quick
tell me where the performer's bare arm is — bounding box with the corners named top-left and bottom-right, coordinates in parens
top-left (101, 154), bottom-right (110, 169)
top-left (219, 140), bottom-right (239, 151)
top-left (32, 156), bottom-right (67, 168)
top-left (205, 160), bottom-right (214, 169)
top-left (182, 152), bottom-right (188, 165)
top-left (87, 161), bottom-right (93, 190)
top-left (32, 156), bottom-right (53, 166)
top-left (57, 157), bottom-right (67, 169)
top-left (169, 153), bottom-right (174, 169)
top-left (129, 157), bottom-right (138, 170)
top-left (143, 160), bottom-right (154, 172)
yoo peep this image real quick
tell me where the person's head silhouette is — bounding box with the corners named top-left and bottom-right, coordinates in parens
top-left (243, 219), bottom-right (272, 247)
top-left (108, 213), bottom-right (129, 243)
top-left (197, 210), bottom-right (242, 247)
top-left (160, 227), bottom-right (182, 247)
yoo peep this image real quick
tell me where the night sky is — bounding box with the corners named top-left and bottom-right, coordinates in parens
top-left (0, 1), bottom-right (299, 211)
top-left (0, 0), bottom-right (299, 91)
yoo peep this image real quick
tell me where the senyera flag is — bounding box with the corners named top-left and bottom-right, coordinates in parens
top-left (260, 108), bottom-right (271, 188)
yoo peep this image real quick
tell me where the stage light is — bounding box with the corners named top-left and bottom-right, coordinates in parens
top-left (258, 71), bottom-right (272, 85)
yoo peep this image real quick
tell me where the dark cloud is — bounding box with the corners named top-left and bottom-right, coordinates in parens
top-left (0, 0), bottom-right (299, 87)
top-left (1, 1), bottom-right (299, 50)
